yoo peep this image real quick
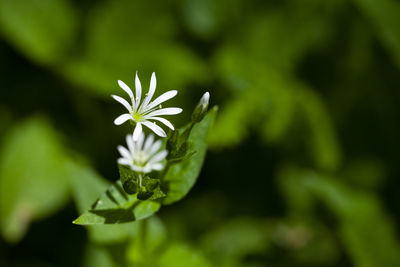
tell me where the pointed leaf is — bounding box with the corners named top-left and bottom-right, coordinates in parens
top-left (73, 181), bottom-right (160, 225)
top-left (163, 107), bottom-right (217, 204)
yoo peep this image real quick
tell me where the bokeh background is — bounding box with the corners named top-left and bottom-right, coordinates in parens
top-left (1, 0), bottom-right (400, 266)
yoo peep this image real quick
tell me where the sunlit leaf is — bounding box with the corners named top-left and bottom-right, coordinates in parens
top-left (0, 116), bottom-right (71, 243)
top-left (73, 181), bottom-right (160, 225)
top-left (0, 0), bottom-right (77, 64)
top-left (69, 161), bottom-right (140, 243)
top-left (296, 87), bottom-right (342, 171)
top-left (127, 216), bottom-right (168, 265)
top-left (162, 107), bottom-right (217, 205)
top-left (159, 242), bottom-right (213, 267)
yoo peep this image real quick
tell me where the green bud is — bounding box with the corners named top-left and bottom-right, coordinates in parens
top-left (118, 165), bottom-right (140, 194)
top-left (122, 180), bottom-right (138, 194)
top-left (137, 186), bottom-right (154, 200)
top-left (191, 92), bottom-right (210, 123)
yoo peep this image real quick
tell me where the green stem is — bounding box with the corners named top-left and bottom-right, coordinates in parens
top-left (139, 219), bottom-right (148, 261)
top-left (138, 173), bottom-right (143, 187)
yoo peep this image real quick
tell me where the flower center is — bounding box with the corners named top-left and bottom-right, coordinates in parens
top-left (133, 151), bottom-right (148, 167)
top-left (133, 112), bottom-right (142, 121)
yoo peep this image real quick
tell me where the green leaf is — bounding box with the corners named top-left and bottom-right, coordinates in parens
top-left (73, 181), bottom-right (160, 225)
top-left (0, 116), bottom-right (70, 243)
top-left (296, 87), bottom-right (342, 172)
top-left (138, 176), bottom-right (166, 201)
top-left (61, 0), bottom-right (207, 97)
top-left (353, 0), bottom-right (400, 69)
top-left (127, 216), bottom-right (168, 265)
top-left (168, 151), bottom-right (197, 165)
top-left (210, 48), bottom-right (341, 171)
top-left (83, 244), bottom-right (120, 267)
top-left (201, 217), bottom-right (270, 267)
top-left (298, 169), bottom-right (400, 267)
top-left (159, 242), bottom-right (213, 267)
top-left (162, 107), bottom-right (217, 205)
top-left (69, 161), bottom-right (140, 243)
top-left (0, 0), bottom-right (77, 65)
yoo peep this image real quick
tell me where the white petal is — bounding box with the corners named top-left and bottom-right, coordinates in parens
top-left (148, 140), bottom-right (162, 156)
top-left (151, 163), bottom-right (164, 171)
top-left (135, 72), bottom-right (142, 107)
top-left (143, 134), bottom-right (155, 153)
top-left (142, 165), bottom-right (152, 174)
top-left (148, 117), bottom-right (174, 130)
top-left (114, 114), bottom-right (132, 125)
top-left (146, 107), bottom-right (182, 117)
top-left (132, 165), bottom-right (142, 172)
top-left (133, 123), bottom-right (142, 141)
top-left (145, 90), bottom-right (178, 111)
top-left (117, 158), bottom-right (131, 166)
top-left (118, 80), bottom-right (134, 99)
top-left (117, 145), bottom-right (131, 160)
top-left (111, 95), bottom-right (132, 112)
top-left (149, 72), bottom-right (157, 97)
top-left (139, 72), bottom-right (157, 112)
top-left (142, 121), bottom-right (167, 138)
top-left (149, 150), bottom-right (168, 163)
top-left (136, 129), bottom-right (145, 150)
top-left (126, 134), bottom-right (135, 154)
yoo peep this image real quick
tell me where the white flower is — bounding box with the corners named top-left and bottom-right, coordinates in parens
top-left (117, 132), bottom-right (167, 174)
top-left (112, 72), bottom-right (182, 140)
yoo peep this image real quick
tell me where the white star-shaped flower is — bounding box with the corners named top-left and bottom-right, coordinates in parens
top-left (117, 132), bottom-right (167, 174)
top-left (112, 72), bottom-right (182, 140)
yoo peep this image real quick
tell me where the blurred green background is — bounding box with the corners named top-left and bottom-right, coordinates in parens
top-left (1, 0), bottom-right (400, 266)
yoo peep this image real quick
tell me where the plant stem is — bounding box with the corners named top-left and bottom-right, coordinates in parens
top-left (138, 173), bottom-right (143, 187)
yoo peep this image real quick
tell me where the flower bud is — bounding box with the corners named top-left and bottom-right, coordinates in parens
top-left (123, 180), bottom-right (138, 195)
top-left (192, 92), bottom-right (210, 123)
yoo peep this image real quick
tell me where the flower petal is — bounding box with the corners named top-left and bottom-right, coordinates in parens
top-left (143, 134), bottom-right (155, 153)
top-left (142, 121), bottom-right (167, 138)
top-left (132, 165), bottom-right (142, 172)
top-left (139, 72), bottom-right (157, 112)
top-left (111, 95), bottom-right (132, 112)
top-left (148, 140), bottom-right (162, 156)
top-left (114, 114), bottom-right (132, 125)
top-left (142, 165), bottom-right (152, 174)
top-left (151, 163), bottom-right (164, 171)
top-left (118, 158), bottom-right (131, 166)
top-left (118, 80), bottom-right (134, 99)
top-left (133, 122), bottom-right (143, 141)
top-left (149, 150), bottom-right (168, 163)
top-left (148, 117), bottom-right (174, 130)
top-left (136, 128), bottom-right (145, 149)
top-left (145, 90), bottom-right (178, 111)
top-left (135, 72), bottom-right (142, 108)
top-left (146, 107), bottom-right (183, 117)
top-left (117, 145), bottom-right (131, 159)
top-left (126, 134), bottom-right (135, 154)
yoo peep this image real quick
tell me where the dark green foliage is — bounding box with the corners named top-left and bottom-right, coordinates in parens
top-left (1, 0), bottom-right (400, 266)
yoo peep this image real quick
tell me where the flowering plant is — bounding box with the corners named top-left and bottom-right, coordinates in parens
top-left (74, 72), bottom-right (216, 225)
